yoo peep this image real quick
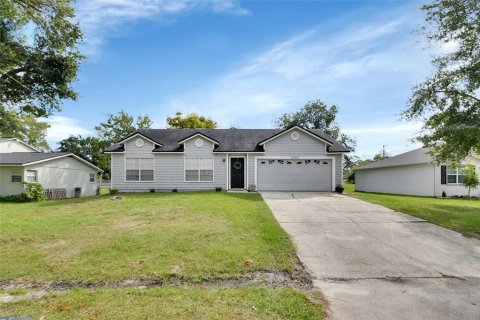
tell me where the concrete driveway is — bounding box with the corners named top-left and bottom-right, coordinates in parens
top-left (261, 192), bottom-right (480, 320)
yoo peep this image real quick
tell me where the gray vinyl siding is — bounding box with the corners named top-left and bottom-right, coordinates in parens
top-left (110, 132), bottom-right (344, 192)
top-left (247, 154), bottom-right (256, 189)
top-left (124, 137), bottom-right (155, 153)
top-left (183, 137), bottom-right (215, 157)
top-left (111, 136), bottom-right (228, 192)
top-left (261, 130), bottom-right (342, 187)
top-left (263, 131), bottom-right (327, 156)
top-left (333, 154), bottom-right (342, 187)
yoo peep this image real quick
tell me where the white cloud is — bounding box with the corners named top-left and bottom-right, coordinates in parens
top-left (75, 0), bottom-right (249, 56)
top-left (43, 116), bottom-right (92, 146)
top-left (144, 6), bottom-right (431, 156)
top-left (152, 9), bottom-right (430, 125)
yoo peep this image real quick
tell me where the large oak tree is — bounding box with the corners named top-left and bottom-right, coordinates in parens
top-left (0, 0), bottom-right (83, 148)
top-left (404, 0), bottom-right (479, 163)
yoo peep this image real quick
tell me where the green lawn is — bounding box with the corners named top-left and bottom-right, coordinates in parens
top-left (0, 192), bottom-right (324, 319)
top-left (0, 286), bottom-right (324, 320)
top-left (0, 192), bottom-right (295, 282)
top-left (344, 184), bottom-right (480, 238)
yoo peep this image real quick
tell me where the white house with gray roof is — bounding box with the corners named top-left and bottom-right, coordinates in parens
top-left (0, 138), bottom-right (103, 198)
top-left (355, 147), bottom-right (480, 197)
top-left (105, 126), bottom-right (349, 192)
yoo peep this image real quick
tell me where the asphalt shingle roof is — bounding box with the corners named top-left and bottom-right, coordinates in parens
top-left (0, 152), bottom-right (71, 165)
top-left (354, 147), bottom-right (433, 170)
top-left (105, 128), bottom-right (350, 153)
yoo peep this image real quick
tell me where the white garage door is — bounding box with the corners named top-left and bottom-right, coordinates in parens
top-left (257, 159), bottom-right (332, 191)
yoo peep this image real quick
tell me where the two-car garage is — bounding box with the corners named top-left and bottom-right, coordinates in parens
top-left (256, 158), bottom-right (333, 191)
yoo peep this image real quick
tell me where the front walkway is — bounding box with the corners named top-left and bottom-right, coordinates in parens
top-left (261, 192), bottom-right (480, 320)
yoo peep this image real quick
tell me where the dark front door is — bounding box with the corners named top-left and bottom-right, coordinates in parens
top-left (230, 157), bottom-right (245, 189)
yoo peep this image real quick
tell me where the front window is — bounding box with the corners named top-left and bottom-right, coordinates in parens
top-left (126, 158), bottom-right (154, 182)
top-left (89, 173), bottom-right (95, 183)
top-left (447, 166), bottom-right (466, 184)
top-left (11, 169), bottom-right (22, 183)
top-left (185, 158), bottom-right (213, 182)
top-left (26, 170), bottom-right (37, 182)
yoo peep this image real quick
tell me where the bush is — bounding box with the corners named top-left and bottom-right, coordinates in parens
top-left (335, 185), bottom-right (344, 194)
top-left (110, 189), bottom-right (118, 195)
top-left (23, 182), bottom-right (46, 201)
top-left (346, 172), bottom-right (355, 184)
top-left (149, 189), bottom-right (155, 193)
top-left (0, 193), bottom-right (29, 203)
top-left (215, 187), bottom-right (222, 192)
top-left (0, 183), bottom-right (45, 202)
top-left (172, 189), bottom-right (178, 193)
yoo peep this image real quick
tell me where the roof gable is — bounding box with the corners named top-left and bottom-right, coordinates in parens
top-left (178, 132), bottom-right (219, 145)
top-left (0, 138), bottom-right (40, 153)
top-left (354, 147), bottom-right (433, 171)
top-left (258, 126), bottom-right (333, 147)
top-left (118, 132), bottom-right (161, 146)
top-left (0, 152), bottom-right (103, 172)
top-left (106, 128), bottom-right (349, 153)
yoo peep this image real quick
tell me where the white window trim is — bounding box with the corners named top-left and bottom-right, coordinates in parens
top-left (183, 157), bottom-right (215, 183)
top-left (124, 157), bottom-right (155, 183)
top-left (89, 173), bottom-right (96, 183)
top-left (11, 169), bottom-right (22, 183)
top-left (446, 165), bottom-right (466, 185)
top-left (254, 155), bottom-right (336, 192)
top-left (25, 170), bottom-right (37, 182)
top-left (228, 156), bottom-right (246, 190)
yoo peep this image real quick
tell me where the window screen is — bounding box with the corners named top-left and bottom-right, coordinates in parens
top-left (185, 158), bottom-right (213, 182)
top-left (26, 170), bottom-right (37, 182)
top-left (126, 158), bottom-right (154, 181)
top-left (11, 169), bottom-right (22, 183)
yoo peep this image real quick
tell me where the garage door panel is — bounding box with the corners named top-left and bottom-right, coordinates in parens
top-left (257, 159), bottom-right (332, 191)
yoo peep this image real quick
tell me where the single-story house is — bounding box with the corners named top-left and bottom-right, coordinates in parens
top-left (354, 147), bottom-right (480, 197)
top-left (105, 126), bottom-right (349, 192)
top-left (0, 138), bottom-right (103, 198)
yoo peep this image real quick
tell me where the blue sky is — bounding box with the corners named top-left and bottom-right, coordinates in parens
top-left (46, 0), bottom-right (434, 158)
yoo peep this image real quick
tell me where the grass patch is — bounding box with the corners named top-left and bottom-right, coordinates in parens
top-left (0, 192), bottom-right (296, 282)
top-left (99, 187), bottom-right (110, 196)
top-left (0, 286), bottom-right (324, 320)
top-left (344, 184), bottom-right (480, 238)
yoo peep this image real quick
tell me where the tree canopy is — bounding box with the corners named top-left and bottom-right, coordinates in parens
top-left (403, 0), bottom-right (479, 163)
top-left (95, 111), bottom-right (153, 143)
top-left (57, 135), bottom-right (110, 176)
top-left (0, 0), bottom-right (83, 116)
top-left (166, 112), bottom-right (217, 129)
top-left (0, 106), bottom-right (50, 150)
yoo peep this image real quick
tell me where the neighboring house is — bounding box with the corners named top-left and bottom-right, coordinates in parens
top-left (105, 126), bottom-right (349, 192)
top-left (354, 147), bottom-right (480, 197)
top-left (0, 138), bottom-right (103, 198)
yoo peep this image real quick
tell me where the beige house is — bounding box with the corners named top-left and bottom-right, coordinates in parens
top-left (0, 138), bottom-right (103, 198)
top-left (355, 147), bottom-right (480, 197)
